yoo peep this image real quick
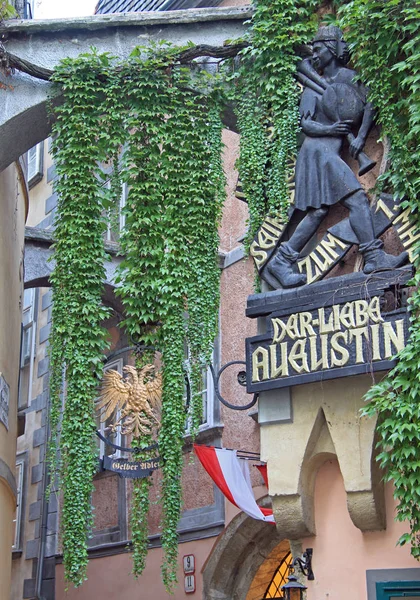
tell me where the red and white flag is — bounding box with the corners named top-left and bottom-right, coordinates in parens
top-left (194, 444), bottom-right (275, 523)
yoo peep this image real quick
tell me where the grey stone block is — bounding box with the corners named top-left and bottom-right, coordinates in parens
top-left (31, 463), bottom-right (43, 484)
top-left (34, 520), bottom-right (40, 540)
top-left (44, 534), bottom-right (57, 558)
top-left (30, 392), bottom-right (47, 413)
top-left (36, 213), bottom-right (53, 230)
top-left (43, 372), bottom-right (50, 390)
top-left (29, 501), bottom-right (41, 521)
top-left (38, 444), bottom-right (46, 462)
top-left (39, 323), bottom-right (51, 344)
top-left (37, 358), bottom-right (49, 378)
top-left (37, 484), bottom-right (44, 501)
top-left (47, 512), bottom-right (57, 535)
top-left (41, 578), bottom-right (55, 600)
top-left (26, 538), bottom-right (40, 560)
top-left (45, 192), bottom-right (57, 215)
top-left (47, 164), bottom-right (56, 183)
top-left (43, 557), bottom-right (56, 580)
top-left (32, 558), bottom-right (38, 578)
top-left (42, 290), bottom-right (52, 311)
top-left (33, 427), bottom-right (45, 448)
top-left (48, 493), bottom-right (58, 513)
top-left (23, 578), bottom-right (36, 599)
top-left (258, 388), bottom-right (293, 425)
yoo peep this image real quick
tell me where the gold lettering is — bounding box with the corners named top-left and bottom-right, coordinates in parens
top-left (299, 312), bottom-right (316, 338)
top-left (340, 302), bottom-right (356, 329)
top-left (375, 198), bottom-right (395, 220)
top-left (349, 327), bottom-right (369, 363)
top-left (250, 242), bottom-right (268, 269)
top-left (333, 305), bottom-right (341, 331)
top-left (263, 220), bottom-right (284, 237)
top-left (265, 216), bottom-right (285, 230)
top-left (258, 227), bottom-right (280, 250)
top-left (394, 208), bottom-right (420, 261)
top-left (399, 225), bottom-right (420, 260)
top-left (298, 255), bottom-right (319, 285)
top-left (394, 207), bottom-right (414, 234)
top-left (287, 314), bottom-right (300, 340)
top-left (368, 297), bottom-right (384, 323)
top-left (370, 324), bottom-right (382, 360)
top-left (383, 319), bottom-right (405, 358)
top-left (354, 300), bottom-right (369, 328)
top-left (252, 347), bottom-right (269, 382)
top-left (288, 340), bottom-right (310, 374)
top-left (309, 334), bottom-right (329, 371)
top-left (272, 318), bottom-right (287, 343)
top-left (320, 233), bottom-right (348, 255)
top-left (310, 247), bottom-right (335, 274)
top-left (318, 308), bottom-right (335, 334)
top-left (269, 343), bottom-right (289, 378)
top-left (330, 331), bottom-right (350, 367)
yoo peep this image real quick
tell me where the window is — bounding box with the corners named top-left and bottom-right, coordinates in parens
top-left (21, 288), bottom-right (36, 367)
top-left (264, 552), bottom-right (293, 598)
top-left (105, 182), bottom-right (127, 243)
top-left (13, 454), bottom-right (26, 551)
top-left (184, 347), bottom-right (216, 432)
top-left (24, 0), bottom-right (35, 19)
top-left (96, 358), bottom-right (124, 459)
top-left (27, 142), bottom-right (44, 188)
top-left (377, 582), bottom-right (420, 600)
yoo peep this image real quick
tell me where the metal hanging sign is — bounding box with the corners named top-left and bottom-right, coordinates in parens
top-left (102, 455), bottom-right (160, 479)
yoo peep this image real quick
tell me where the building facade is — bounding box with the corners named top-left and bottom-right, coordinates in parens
top-left (2, 3), bottom-right (420, 600)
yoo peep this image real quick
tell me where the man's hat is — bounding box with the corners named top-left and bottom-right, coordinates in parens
top-left (313, 25), bottom-right (344, 44)
top-left (312, 26), bottom-right (349, 64)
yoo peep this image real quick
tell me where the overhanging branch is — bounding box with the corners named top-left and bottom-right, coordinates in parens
top-left (0, 41), bottom-right (249, 82)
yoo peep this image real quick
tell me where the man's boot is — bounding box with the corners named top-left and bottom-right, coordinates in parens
top-left (267, 242), bottom-right (307, 288)
top-left (360, 239), bottom-right (408, 274)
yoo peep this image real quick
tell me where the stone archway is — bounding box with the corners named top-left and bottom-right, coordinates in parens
top-left (202, 504), bottom-right (288, 600)
top-left (0, 7), bottom-right (249, 173)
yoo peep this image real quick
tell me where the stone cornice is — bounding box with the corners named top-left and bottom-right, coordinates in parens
top-left (0, 6), bottom-right (253, 35)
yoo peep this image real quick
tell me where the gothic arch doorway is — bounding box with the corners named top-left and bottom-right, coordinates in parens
top-left (202, 505), bottom-right (290, 600)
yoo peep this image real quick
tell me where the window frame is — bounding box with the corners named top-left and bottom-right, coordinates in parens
top-left (184, 340), bottom-right (219, 435)
top-left (377, 581), bottom-right (420, 600)
top-left (27, 141), bottom-right (44, 189)
top-left (105, 181), bottom-right (127, 243)
top-left (12, 453), bottom-right (27, 553)
top-left (367, 569), bottom-right (420, 600)
top-left (21, 288), bottom-right (36, 368)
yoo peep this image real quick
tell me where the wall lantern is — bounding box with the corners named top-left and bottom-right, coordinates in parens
top-left (281, 574), bottom-right (307, 600)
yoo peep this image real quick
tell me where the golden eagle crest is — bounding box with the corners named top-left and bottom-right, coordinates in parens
top-left (96, 365), bottom-right (162, 438)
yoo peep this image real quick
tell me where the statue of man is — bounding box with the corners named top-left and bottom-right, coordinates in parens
top-left (267, 26), bottom-right (407, 288)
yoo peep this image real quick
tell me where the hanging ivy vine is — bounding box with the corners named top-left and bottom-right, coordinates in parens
top-left (234, 0), bottom-right (319, 246)
top-left (49, 47), bottom-right (225, 590)
top-left (46, 0), bottom-right (420, 590)
top-left (334, 0), bottom-right (420, 558)
top-left (235, 0), bottom-right (420, 561)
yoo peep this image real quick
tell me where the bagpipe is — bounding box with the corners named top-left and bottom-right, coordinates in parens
top-left (296, 58), bottom-right (376, 176)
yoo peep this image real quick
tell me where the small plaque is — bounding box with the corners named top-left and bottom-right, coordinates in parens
top-left (184, 574), bottom-right (196, 594)
top-left (0, 373), bottom-right (9, 430)
top-left (183, 554), bottom-right (195, 574)
top-left (103, 455), bottom-right (159, 478)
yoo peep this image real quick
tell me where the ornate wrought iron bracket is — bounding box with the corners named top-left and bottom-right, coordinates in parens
top-left (95, 430), bottom-right (158, 454)
top-left (210, 361), bottom-right (258, 411)
top-left (293, 548), bottom-right (314, 581)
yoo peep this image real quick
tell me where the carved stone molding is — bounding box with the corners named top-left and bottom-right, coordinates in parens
top-left (262, 374), bottom-right (386, 540)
